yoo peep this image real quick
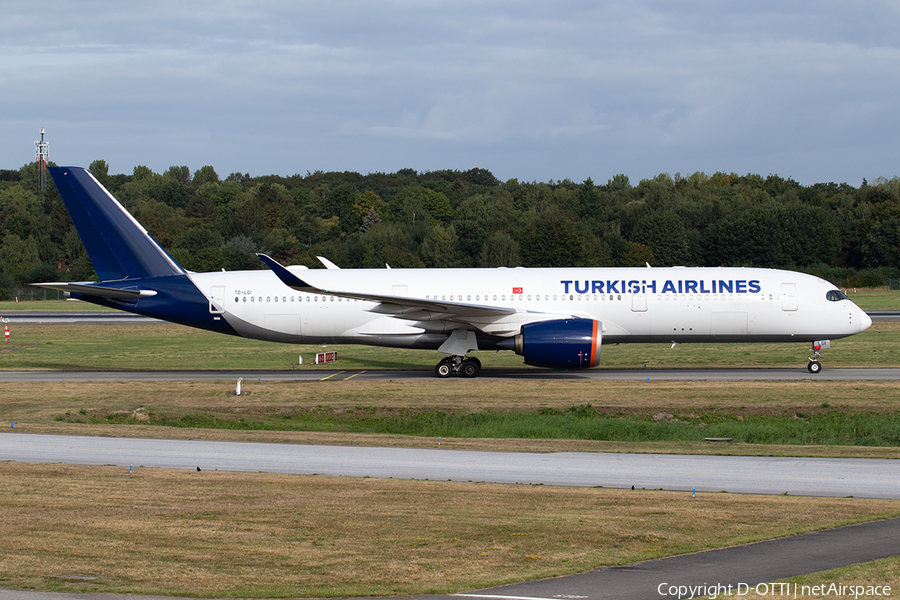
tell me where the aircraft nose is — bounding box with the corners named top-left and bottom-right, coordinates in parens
top-left (859, 310), bottom-right (873, 332)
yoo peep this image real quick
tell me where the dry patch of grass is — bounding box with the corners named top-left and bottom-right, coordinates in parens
top-left (726, 557), bottom-right (900, 599)
top-left (5, 378), bottom-right (900, 417)
top-left (1, 462), bottom-right (898, 598)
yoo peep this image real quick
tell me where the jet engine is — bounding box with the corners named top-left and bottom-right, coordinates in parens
top-left (510, 318), bottom-right (602, 369)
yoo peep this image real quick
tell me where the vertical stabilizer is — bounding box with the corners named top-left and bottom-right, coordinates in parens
top-left (49, 166), bottom-right (185, 281)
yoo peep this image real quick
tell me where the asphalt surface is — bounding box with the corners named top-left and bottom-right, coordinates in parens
top-left (868, 310), bottom-right (900, 321)
top-left (3, 433), bottom-right (900, 499)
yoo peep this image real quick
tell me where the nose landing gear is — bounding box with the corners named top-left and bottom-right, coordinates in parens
top-left (807, 340), bottom-right (830, 374)
top-left (435, 356), bottom-right (481, 378)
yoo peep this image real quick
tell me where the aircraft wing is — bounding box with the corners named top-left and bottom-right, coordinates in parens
top-left (257, 253), bottom-right (519, 324)
top-left (31, 282), bottom-right (158, 299)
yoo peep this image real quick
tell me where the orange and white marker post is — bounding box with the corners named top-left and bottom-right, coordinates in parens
top-left (3, 320), bottom-right (8, 344)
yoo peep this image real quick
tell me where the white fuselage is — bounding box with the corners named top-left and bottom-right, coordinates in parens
top-left (186, 266), bottom-right (871, 349)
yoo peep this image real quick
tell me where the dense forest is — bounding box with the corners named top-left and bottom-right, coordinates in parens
top-left (1, 160), bottom-right (899, 296)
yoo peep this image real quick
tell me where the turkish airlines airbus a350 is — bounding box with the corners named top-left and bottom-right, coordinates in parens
top-left (35, 166), bottom-right (872, 377)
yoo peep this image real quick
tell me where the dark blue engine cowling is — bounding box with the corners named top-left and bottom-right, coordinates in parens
top-left (514, 319), bottom-right (602, 369)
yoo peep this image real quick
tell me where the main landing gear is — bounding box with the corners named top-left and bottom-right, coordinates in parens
top-left (435, 356), bottom-right (481, 378)
top-left (807, 340), bottom-right (830, 374)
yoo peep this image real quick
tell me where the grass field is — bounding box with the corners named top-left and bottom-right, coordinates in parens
top-left (1, 462), bottom-right (898, 597)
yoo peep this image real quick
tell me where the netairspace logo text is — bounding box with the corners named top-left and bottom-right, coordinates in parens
top-left (657, 581), bottom-right (892, 599)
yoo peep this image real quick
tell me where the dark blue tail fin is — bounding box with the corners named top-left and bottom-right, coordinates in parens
top-left (49, 166), bottom-right (185, 281)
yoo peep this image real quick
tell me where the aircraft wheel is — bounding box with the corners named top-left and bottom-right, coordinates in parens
top-left (807, 360), bottom-right (822, 374)
top-left (435, 359), bottom-right (453, 378)
top-left (460, 358), bottom-right (480, 378)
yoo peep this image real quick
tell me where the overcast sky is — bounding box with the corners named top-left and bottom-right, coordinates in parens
top-left (3, 1), bottom-right (898, 185)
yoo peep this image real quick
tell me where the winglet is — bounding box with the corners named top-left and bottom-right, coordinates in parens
top-left (257, 254), bottom-right (315, 291)
top-left (317, 256), bottom-right (340, 270)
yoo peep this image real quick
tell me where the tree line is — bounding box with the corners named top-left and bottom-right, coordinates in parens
top-left (1, 160), bottom-right (899, 296)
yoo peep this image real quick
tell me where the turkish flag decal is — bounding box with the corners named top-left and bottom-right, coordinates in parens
top-left (512, 287), bottom-right (523, 294)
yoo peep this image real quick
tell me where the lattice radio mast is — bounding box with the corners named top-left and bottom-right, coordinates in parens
top-left (34, 127), bottom-right (49, 192)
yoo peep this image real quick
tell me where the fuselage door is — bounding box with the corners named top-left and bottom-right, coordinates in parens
top-left (631, 291), bottom-right (647, 312)
top-left (781, 283), bottom-right (798, 311)
top-left (209, 285), bottom-right (226, 314)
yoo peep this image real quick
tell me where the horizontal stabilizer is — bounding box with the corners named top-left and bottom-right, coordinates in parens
top-left (31, 282), bottom-right (158, 300)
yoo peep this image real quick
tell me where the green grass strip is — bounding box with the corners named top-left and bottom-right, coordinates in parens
top-left (61, 405), bottom-right (900, 447)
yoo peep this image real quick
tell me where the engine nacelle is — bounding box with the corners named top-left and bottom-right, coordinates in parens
top-left (512, 318), bottom-right (602, 369)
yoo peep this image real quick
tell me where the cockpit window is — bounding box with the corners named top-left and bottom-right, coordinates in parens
top-left (826, 290), bottom-right (849, 302)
